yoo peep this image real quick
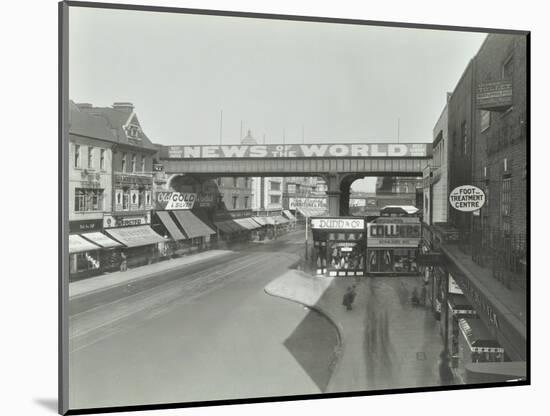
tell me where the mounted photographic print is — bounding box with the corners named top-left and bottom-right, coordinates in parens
top-left (59, 1), bottom-right (530, 414)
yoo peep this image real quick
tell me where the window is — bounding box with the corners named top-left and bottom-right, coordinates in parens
top-left (232, 195), bottom-right (238, 209)
top-left (270, 195), bottom-right (281, 204)
top-left (131, 154), bottom-right (137, 173)
top-left (74, 188), bottom-right (104, 212)
top-left (233, 177), bottom-right (239, 187)
top-left (141, 157), bottom-right (145, 172)
top-left (138, 190), bottom-right (144, 209)
top-left (100, 149), bottom-right (105, 170)
top-left (480, 110), bottom-right (491, 132)
top-left (461, 121), bottom-right (468, 156)
top-left (271, 181), bottom-right (281, 191)
top-left (145, 191), bottom-right (151, 206)
top-left (244, 196), bottom-right (249, 208)
top-left (123, 190), bottom-right (130, 210)
top-left (87, 147), bottom-right (94, 169)
top-left (74, 144), bottom-right (81, 168)
top-left (121, 153), bottom-right (127, 172)
top-left (244, 177), bottom-right (250, 188)
top-left (502, 55), bottom-right (514, 79)
top-left (501, 177), bottom-right (511, 216)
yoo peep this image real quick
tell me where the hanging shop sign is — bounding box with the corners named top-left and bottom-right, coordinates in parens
top-left (155, 192), bottom-right (196, 210)
top-left (311, 218), bottom-right (365, 230)
top-left (449, 185), bottom-right (486, 212)
top-left (197, 192), bottom-right (216, 208)
top-left (163, 143), bottom-right (430, 159)
top-left (289, 197), bottom-right (328, 209)
top-left (69, 219), bottom-right (103, 233)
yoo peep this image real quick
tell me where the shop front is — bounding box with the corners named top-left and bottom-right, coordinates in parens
top-left (68, 219), bottom-right (122, 279)
top-left (366, 217), bottom-right (421, 275)
top-left (310, 217), bottom-right (366, 277)
top-left (104, 212), bottom-right (166, 269)
top-left (457, 317), bottom-right (505, 383)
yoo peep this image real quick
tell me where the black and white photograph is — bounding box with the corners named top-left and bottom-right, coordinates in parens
top-left (55, 1), bottom-right (531, 414)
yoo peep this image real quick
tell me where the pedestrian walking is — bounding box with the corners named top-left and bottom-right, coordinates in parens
top-left (342, 285), bottom-right (357, 311)
top-left (120, 251), bottom-right (127, 272)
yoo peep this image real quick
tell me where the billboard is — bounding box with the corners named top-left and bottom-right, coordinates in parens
top-left (476, 80), bottom-right (513, 110)
top-left (289, 197), bottom-right (328, 209)
top-left (163, 143), bottom-right (430, 159)
top-left (311, 218), bottom-right (365, 230)
top-left (155, 192), bottom-right (196, 210)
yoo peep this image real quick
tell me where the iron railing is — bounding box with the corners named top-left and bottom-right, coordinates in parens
top-left (459, 227), bottom-right (527, 291)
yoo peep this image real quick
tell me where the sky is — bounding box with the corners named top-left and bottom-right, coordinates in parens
top-left (68, 6), bottom-right (486, 191)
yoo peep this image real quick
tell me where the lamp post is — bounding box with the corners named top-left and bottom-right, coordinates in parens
top-left (304, 189), bottom-right (311, 262)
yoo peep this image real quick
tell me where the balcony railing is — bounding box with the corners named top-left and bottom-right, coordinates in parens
top-left (458, 227), bottom-right (527, 291)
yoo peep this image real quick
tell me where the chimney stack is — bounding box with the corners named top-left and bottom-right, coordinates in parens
top-left (112, 102), bottom-right (134, 112)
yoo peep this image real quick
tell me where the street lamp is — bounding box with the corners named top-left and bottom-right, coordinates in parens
top-left (304, 189), bottom-right (311, 261)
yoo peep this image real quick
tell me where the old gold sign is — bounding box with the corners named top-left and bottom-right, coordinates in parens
top-left (449, 185), bottom-right (486, 212)
top-left (311, 218), bottom-right (365, 230)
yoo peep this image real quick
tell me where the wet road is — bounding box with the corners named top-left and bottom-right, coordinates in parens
top-left (69, 230), bottom-right (339, 410)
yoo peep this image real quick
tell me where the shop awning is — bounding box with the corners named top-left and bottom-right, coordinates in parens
top-left (263, 216), bottom-right (276, 225)
top-left (458, 318), bottom-right (504, 353)
top-left (448, 294), bottom-right (477, 316)
top-left (69, 234), bottom-right (101, 254)
top-left (251, 216), bottom-right (268, 226)
top-left (156, 211), bottom-right (186, 241)
top-left (283, 210), bottom-right (296, 220)
top-left (105, 225), bottom-right (166, 248)
top-left (173, 210), bottom-right (216, 239)
top-left (274, 215), bottom-right (289, 224)
top-left (214, 221), bottom-right (234, 234)
top-left (81, 232), bottom-right (122, 248)
top-left (234, 218), bottom-right (261, 230)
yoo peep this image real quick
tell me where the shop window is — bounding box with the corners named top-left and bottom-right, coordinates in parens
top-left (74, 144), bottom-right (81, 169)
top-left (100, 149), bottom-right (105, 170)
top-left (131, 154), bottom-right (137, 173)
top-left (88, 147), bottom-right (94, 169)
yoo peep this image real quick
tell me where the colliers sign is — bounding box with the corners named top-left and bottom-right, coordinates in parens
top-left (449, 185), bottom-right (486, 212)
top-left (311, 218), bottom-right (365, 230)
top-left (164, 143), bottom-right (429, 159)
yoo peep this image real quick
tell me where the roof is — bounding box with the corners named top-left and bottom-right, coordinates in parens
top-left (68, 101), bottom-right (116, 142)
top-left (381, 205), bottom-right (419, 214)
top-left (75, 103), bottom-right (158, 151)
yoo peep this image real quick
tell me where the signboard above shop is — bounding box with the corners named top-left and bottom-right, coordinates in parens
top-left (289, 197), bottom-right (327, 209)
top-left (162, 143), bottom-right (430, 159)
top-left (449, 185), bottom-right (486, 212)
top-left (477, 80), bottom-right (513, 111)
top-left (155, 192), bottom-right (196, 210)
top-left (311, 217), bottom-right (365, 230)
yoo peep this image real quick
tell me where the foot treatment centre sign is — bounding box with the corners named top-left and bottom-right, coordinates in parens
top-left (162, 143), bottom-right (430, 159)
top-left (449, 185), bottom-right (486, 212)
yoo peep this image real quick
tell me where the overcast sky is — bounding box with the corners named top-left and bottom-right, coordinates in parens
top-left (69, 6), bottom-right (486, 192)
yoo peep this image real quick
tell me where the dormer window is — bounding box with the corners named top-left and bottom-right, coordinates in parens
top-left (127, 125), bottom-right (141, 139)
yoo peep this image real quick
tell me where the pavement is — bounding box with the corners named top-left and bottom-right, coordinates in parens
top-left (266, 270), bottom-right (451, 393)
top-left (69, 249), bottom-right (235, 298)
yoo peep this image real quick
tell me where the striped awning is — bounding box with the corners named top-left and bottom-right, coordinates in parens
top-left (458, 318), bottom-right (504, 353)
top-left (172, 210), bottom-right (216, 239)
top-left (273, 215), bottom-right (289, 224)
top-left (156, 211), bottom-right (186, 241)
top-left (283, 210), bottom-right (296, 220)
top-left (251, 216), bottom-right (268, 226)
